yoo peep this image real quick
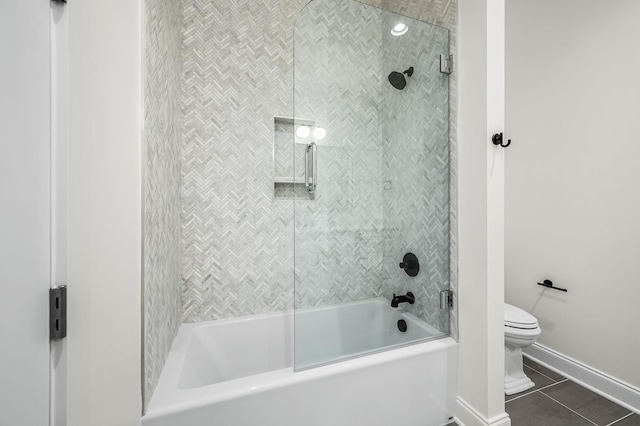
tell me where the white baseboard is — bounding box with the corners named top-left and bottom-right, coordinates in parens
top-left (524, 343), bottom-right (640, 415)
top-left (454, 397), bottom-right (511, 426)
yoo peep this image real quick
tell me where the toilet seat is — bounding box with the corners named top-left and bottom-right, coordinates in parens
top-left (504, 303), bottom-right (538, 330)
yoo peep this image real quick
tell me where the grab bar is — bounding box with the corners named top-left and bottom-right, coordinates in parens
top-left (305, 142), bottom-right (317, 193)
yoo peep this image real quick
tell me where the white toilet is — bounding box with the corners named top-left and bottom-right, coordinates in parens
top-left (504, 303), bottom-right (541, 395)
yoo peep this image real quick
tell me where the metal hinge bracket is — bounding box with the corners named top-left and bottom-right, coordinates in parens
top-left (440, 289), bottom-right (453, 310)
top-left (440, 54), bottom-right (453, 74)
top-left (50, 285), bottom-right (67, 340)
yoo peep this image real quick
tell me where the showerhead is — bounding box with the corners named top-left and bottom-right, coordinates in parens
top-left (388, 67), bottom-right (414, 90)
top-left (388, 71), bottom-right (406, 90)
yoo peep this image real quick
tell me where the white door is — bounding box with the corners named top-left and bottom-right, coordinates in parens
top-left (0, 1), bottom-right (52, 424)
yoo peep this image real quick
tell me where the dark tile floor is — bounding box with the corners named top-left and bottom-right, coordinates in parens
top-left (446, 357), bottom-right (639, 426)
top-left (505, 357), bottom-right (640, 426)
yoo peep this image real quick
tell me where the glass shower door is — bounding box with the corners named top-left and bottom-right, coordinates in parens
top-left (293, 0), bottom-right (451, 370)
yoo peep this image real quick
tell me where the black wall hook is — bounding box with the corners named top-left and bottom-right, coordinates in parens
top-left (492, 133), bottom-right (511, 148)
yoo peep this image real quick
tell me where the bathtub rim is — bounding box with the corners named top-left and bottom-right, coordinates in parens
top-left (145, 334), bottom-right (457, 420)
top-left (144, 299), bottom-right (456, 420)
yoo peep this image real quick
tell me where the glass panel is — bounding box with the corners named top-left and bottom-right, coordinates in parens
top-left (293, 0), bottom-right (450, 370)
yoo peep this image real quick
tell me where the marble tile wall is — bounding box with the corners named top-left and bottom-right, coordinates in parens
top-left (377, 0), bottom-right (459, 339)
top-left (180, 0), bottom-right (457, 335)
top-left (180, 0), bottom-right (307, 322)
top-left (293, 0), bottom-right (454, 337)
top-left (380, 13), bottom-right (451, 333)
top-left (143, 0), bottom-right (184, 410)
top-left (293, 0), bottom-right (385, 307)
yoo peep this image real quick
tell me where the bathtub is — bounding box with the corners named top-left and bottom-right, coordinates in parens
top-left (143, 297), bottom-right (458, 426)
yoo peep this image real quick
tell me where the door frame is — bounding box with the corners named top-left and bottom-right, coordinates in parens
top-left (50, 2), bottom-right (69, 425)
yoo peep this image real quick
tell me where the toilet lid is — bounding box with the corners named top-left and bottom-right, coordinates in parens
top-left (504, 303), bottom-right (538, 329)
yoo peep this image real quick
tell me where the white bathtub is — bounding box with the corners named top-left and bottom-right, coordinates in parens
top-left (143, 298), bottom-right (458, 426)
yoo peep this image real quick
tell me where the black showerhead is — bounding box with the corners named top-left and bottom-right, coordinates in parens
top-left (388, 67), bottom-right (414, 90)
top-left (388, 71), bottom-right (406, 90)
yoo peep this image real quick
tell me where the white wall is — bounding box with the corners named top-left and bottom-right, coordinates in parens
top-left (0, 1), bottom-right (51, 424)
top-left (67, 0), bottom-right (143, 424)
top-left (506, 0), bottom-right (640, 390)
top-left (457, 1), bottom-right (510, 425)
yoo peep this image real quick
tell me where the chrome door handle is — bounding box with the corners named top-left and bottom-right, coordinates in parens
top-left (305, 142), bottom-right (317, 193)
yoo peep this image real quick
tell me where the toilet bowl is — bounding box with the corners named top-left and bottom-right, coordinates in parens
top-left (504, 303), bottom-right (541, 395)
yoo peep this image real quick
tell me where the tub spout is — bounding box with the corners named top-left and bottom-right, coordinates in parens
top-left (391, 292), bottom-right (415, 308)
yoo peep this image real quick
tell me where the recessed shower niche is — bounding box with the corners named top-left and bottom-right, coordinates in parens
top-left (273, 116), bottom-right (319, 201)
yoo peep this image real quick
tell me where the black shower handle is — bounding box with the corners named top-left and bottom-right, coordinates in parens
top-left (399, 253), bottom-right (419, 277)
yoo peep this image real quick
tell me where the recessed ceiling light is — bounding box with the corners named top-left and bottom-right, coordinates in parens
top-left (391, 23), bottom-right (408, 36)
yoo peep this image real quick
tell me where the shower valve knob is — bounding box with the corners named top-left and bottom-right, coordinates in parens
top-left (399, 252), bottom-right (419, 277)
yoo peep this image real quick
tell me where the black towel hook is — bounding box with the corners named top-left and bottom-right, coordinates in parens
top-left (492, 133), bottom-right (511, 148)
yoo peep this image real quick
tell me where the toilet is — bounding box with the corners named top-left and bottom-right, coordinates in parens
top-left (504, 303), bottom-right (541, 395)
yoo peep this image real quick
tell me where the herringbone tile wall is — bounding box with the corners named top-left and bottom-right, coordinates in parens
top-left (293, 0), bottom-right (452, 336)
top-left (143, 0), bottom-right (184, 410)
top-left (181, 0), bottom-right (307, 322)
top-left (180, 0), bottom-right (458, 337)
top-left (379, 0), bottom-right (459, 342)
top-left (293, 0), bottom-right (385, 308)
top-left (380, 13), bottom-right (451, 333)
top-left (375, 0), bottom-right (459, 339)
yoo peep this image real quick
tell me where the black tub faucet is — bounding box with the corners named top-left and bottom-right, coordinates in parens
top-left (391, 292), bottom-right (415, 308)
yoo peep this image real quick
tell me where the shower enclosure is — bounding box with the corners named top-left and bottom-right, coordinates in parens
top-left (142, 0), bottom-right (457, 422)
top-left (292, 0), bottom-right (452, 369)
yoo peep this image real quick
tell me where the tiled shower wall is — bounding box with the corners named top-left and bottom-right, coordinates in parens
top-left (180, 0), bottom-right (307, 321)
top-left (378, 0), bottom-right (459, 340)
top-left (293, 2), bottom-right (447, 337)
top-left (381, 14), bottom-right (451, 332)
top-left (293, 0), bottom-right (385, 307)
top-left (180, 0), bottom-right (458, 332)
top-left (143, 0), bottom-right (183, 410)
